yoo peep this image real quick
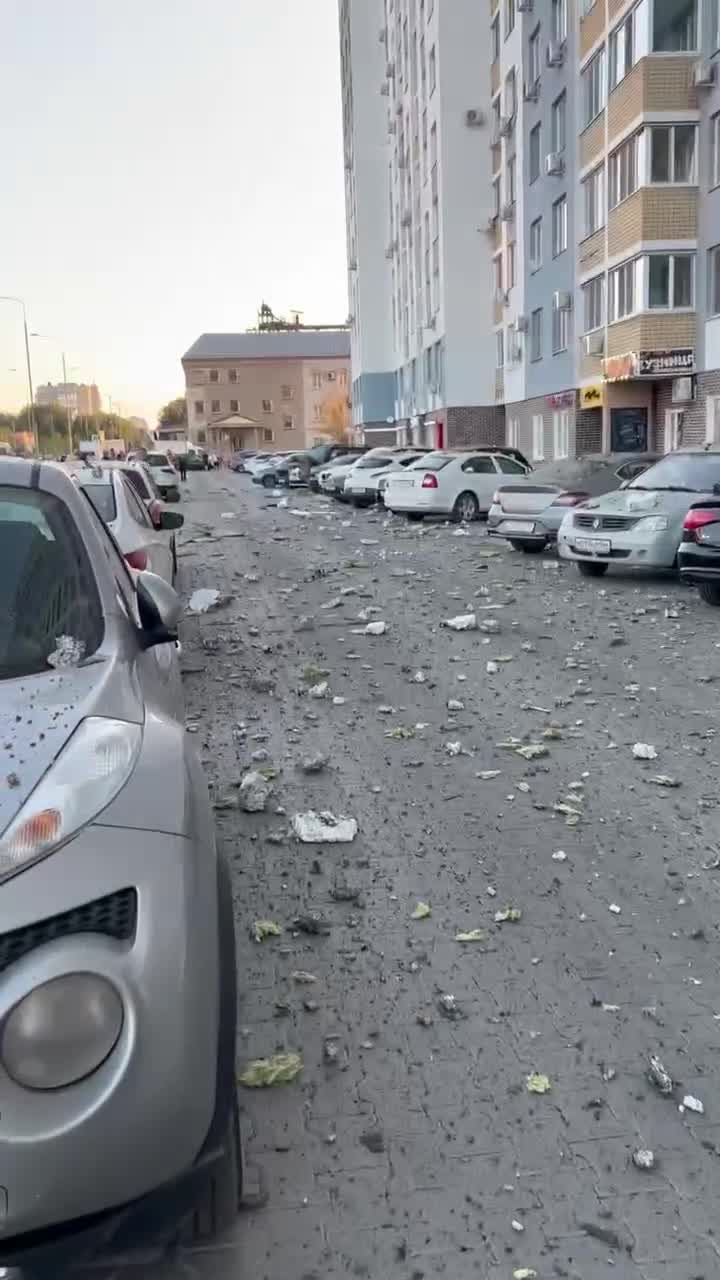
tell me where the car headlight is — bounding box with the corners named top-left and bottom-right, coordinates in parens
top-left (635, 516), bottom-right (669, 532)
top-left (0, 718), bottom-right (142, 883)
top-left (1, 973), bottom-right (124, 1090)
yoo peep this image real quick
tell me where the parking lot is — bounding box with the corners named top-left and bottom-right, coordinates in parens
top-left (107, 464), bottom-right (720, 1280)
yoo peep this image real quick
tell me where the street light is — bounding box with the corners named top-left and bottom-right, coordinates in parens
top-left (31, 333), bottom-right (74, 457)
top-left (0, 296), bottom-right (37, 452)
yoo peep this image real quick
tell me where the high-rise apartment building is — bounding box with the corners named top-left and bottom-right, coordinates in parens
top-left (35, 382), bottom-right (102, 417)
top-left (339, 0), bottom-right (500, 449)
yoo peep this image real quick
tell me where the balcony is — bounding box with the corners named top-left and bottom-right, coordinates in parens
top-left (608, 188), bottom-right (697, 259)
top-left (606, 311), bottom-right (696, 358)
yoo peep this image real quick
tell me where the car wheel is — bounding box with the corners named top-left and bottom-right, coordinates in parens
top-left (509, 540), bottom-right (545, 553)
top-left (577, 560), bottom-right (609, 578)
top-left (698, 581), bottom-right (720, 607)
top-left (452, 492), bottom-right (479, 523)
top-left (350, 496), bottom-right (364, 508)
top-left (262, 474), bottom-right (276, 489)
top-left (406, 512), bottom-right (424, 521)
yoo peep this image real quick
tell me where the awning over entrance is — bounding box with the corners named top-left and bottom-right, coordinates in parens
top-left (207, 413), bottom-right (260, 449)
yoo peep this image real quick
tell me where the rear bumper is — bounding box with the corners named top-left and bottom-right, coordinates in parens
top-left (678, 544), bottom-right (720, 581)
top-left (487, 517), bottom-right (554, 544)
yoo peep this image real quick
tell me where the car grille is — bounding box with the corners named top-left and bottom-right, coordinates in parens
top-left (0, 889), bottom-right (137, 976)
top-left (574, 514), bottom-right (639, 531)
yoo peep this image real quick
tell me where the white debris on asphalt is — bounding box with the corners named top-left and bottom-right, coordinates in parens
top-left (633, 1149), bottom-right (655, 1170)
top-left (239, 771), bottom-right (272, 813)
top-left (188, 588), bottom-right (222, 614)
top-left (681, 1094), bottom-right (704, 1114)
top-left (444, 614), bottom-right (477, 631)
top-left (47, 635), bottom-right (86, 668)
top-left (633, 742), bottom-right (659, 760)
top-left (552, 850), bottom-right (568, 862)
top-left (447, 699), bottom-right (465, 711)
top-left (309, 682), bottom-right (329, 699)
top-left (608, 903), bottom-right (621, 914)
top-left (486, 661), bottom-right (499, 674)
top-left (364, 621), bottom-right (387, 635)
top-left (292, 811), bottom-right (358, 843)
top-left (445, 741), bottom-right (463, 757)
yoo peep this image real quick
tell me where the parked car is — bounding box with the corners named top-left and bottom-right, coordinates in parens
top-left (143, 451), bottom-right (180, 502)
top-left (558, 448), bottom-right (720, 577)
top-left (345, 450), bottom-right (427, 507)
top-left (318, 452), bottom-right (383, 496)
top-left (0, 457), bottom-right (241, 1274)
top-left (308, 450), bottom-right (364, 492)
top-left (258, 452), bottom-right (309, 488)
top-left (251, 454), bottom-right (292, 489)
top-left (488, 454), bottom-right (658, 552)
top-left (383, 449), bottom-right (532, 521)
top-left (230, 450), bottom-right (258, 472)
top-left (678, 499), bottom-right (720, 604)
top-left (290, 447), bottom-right (367, 489)
top-left (183, 450), bottom-right (208, 471)
top-left (327, 448), bottom-right (419, 502)
top-left (243, 453), bottom-right (275, 477)
top-left (74, 465), bottom-right (183, 585)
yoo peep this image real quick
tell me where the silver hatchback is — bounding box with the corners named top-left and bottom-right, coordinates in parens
top-left (0, 459), bottom-right (241, 1272)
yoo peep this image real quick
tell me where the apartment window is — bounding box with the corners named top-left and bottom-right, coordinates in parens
top-left (281, 384), bottom-right (293, 400)
top-left (312, 372), bottom-right (323, 389)
top-left (609, 258), bottom-right (637, 320)
top-left (313, 403), bottom-right (322, 422)
top-left (609, 133), bottom-right (638, 205)
top-left (552, 194), bottom-right (568, 256)
top-left (209, 369), bottom-right (219, 383)
top-left (648, 253), bottom-right (694, 307)
top-left (554, 411), bottom-right (570, 459)
top-left (194, 400), bottom-right (204, 415)
top-left (652, 0), bottom-right (697, 50)
top-left (551, 91), bottom-right (567, 152)
top-left (228, 369), bottom-right (237, 384)
top-left (529, 26), bottom-right (541, 84)
top-left (530, 308), bottom-right (543, 361)
top-left (262, 398), bottom-right (273, 412)
top-left (229, 399), bottom-right (239, 413)
top-left (429, 45), bottom-right (436, 93)
top-left (506, 324), bottom-right (516, 365)
top-left (496, 330), bottom-right (505, 368)
top-left (552, 303), bottom-right (569, 353)
top-left (710, 245), bottom-right (720, 316)
top-left (505, 68), bottom-right (517, 118)
top-left (491, 14), bottom-right (500, 60)
top-left (505, 0), bottom-right (516, 38)
top-left (529, 123), bottom-right (541, 182)
top-left (494, 253), bottom-right (503, 292)
top-left (712, 113), bottom-right (720, 188)
top-left (283, 415), bottom-right (294, 431)
top-left (263, 429), bottom-right (274, 442)
top-left (582, 49), bottom-right (606, 126)
top-left (609, 7), bottom-right (637, 89)
top-left (532, 414), bottom-right (545, 461)
top-left (583, 165), bottom-right (605, 236)
top-left (583, 275), bottom-right (605, 331)
top-left (211, 399), bottom-right (220, 413)
top-left (552, 0), bottom-right (568, 41)
top-left (508, 241), bottom-right (516, 288)
top-left (530, 217), bottom-right (542, 270)
top-left (339, 369), bottom-right (348, 387)
top-left (508, 418), bottom-right (519, 448)
top-left (649, 124), bottom-right (696, 182)
top-left (506, 154), bottom-right (516, 204)
top-left (492, 176), bottom-right (501, 216)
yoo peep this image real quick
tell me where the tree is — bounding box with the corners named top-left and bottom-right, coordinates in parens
top-left (318, 392), bottom-right (351, 443)
top-left (159, 397), bottom-right (187, 428)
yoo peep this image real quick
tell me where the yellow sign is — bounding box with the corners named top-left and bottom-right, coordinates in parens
top-left (580, 383), bottom-right (605, 409)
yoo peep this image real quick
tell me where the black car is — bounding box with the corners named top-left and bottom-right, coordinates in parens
top-left (679, 500), bottom-right (720, 605)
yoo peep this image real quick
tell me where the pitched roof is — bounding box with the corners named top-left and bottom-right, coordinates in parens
top-left (183, 331), bottom-right (350, 361)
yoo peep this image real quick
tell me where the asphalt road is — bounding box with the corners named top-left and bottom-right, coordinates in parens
top-left (94, 469), bottom-right (720, 1280)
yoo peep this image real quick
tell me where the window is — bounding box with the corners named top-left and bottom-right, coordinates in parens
top-left (506, 324), bottom-right (515, 364)
top-left (583, 275), bottom-right (605, 331)
top-left (582, 49), bottom-right (606, 126)
top-left (230, 399), bottom-right (239, 412)
top-left (492, 176), bottom-right (501, 216)
top-left (498, 455), bottom-right (526, 474)
top-left (652, 0), bottom-right (696, 50)
top-left (283, 415), bottom-right (294, 431)
top-left (122, 469), bottom-right (152, 502)
top-left (211, 399), bottom-right (220, 413)
top-left (648, 253), bottom-right (694, 307)
top-left (712, 114), bottom-right (720, 188)
top-left (339, 369), bottom-right (348, 386)
top-left (496, 330), bottom-right (505, 368)
top-left (552, 303), bottom-right (569, 352)
top-left (429, 45), bottom-right (436, 92)
top-left (281, 384), bottom-right (293, 400)
top-left (530, 308), bottom-right (543, 361)
top-left (194, 400), bottom-right (204, 415)
top-left (506, 155), bottom-right (516, 204)
top-left (529, 123), bottom-right (541, 182)
top-left (532, 414), bottom-right (545, 461)
top-left (82, 483), bottom-right (117, 524)
top-left (649, 124), bottom-right (696, 182)
top-left (583, 165), bottom-right (605, 235)
top-left (609, 7), bottom-right (637, 89)
top-left (494, 253), bottom-right (503, 292)
top-left (123, 478), bottom-right (153, 530)
top-left (609, 258), bottom-right (636, 320)
top-left (228, 369), bottom-right (237, 384)
top-left (609, 133), bottom-right (637, 205)
top-left (263, 428), bottom-right (274, 442)
top-left (491, 14), bottom-right (500, 60)
top-left (507, 418), bottom-right (519, 448)
top-left (552, 0), bottom-right (567, 41)
top-left (508, 241), bottom-right (516, 288)
top-left (552, 195), bottom-right (567, 256)
top-left (312, 372), bottom-right (323, 389)
top-left (327, 371), bottom-right (337, 382)
top-left (313, 403), bottom-right (322, 421)
top-left (505, 68), bottom-right (517, 118)
top-left (209, 369), bottom-right (219, 383)
top-left (710, 245), bottom-right (720, 316)
top-left (462, 456), bottom-right (497, 473)
top-left (262, 398), bottom-right (273, 412)
top-left (505, 0), bottom-right (515, 37)
top-left (551, 92), bottom-right (566, 153)
top-left (530, 217), bottom-right (542, 270)
top-left (529, 26), bottom-right (541, 84)
top-left (553, 411), bottom-right (570, 459)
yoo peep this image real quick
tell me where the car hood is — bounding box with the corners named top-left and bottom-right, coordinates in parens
top-left (580, 488), bottom-right (700, 516)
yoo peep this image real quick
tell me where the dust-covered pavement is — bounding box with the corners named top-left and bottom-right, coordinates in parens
top-left (129, 469), bottom-right (720, 1279)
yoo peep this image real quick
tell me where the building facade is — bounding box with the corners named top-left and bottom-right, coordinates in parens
top-left (35, 382), bottom-right (102, 417)
top-left (181, 331), bottom-right (351, 451)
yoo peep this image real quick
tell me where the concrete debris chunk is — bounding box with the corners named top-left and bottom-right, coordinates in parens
top-left (495, 907), bottom-right (522, 924)
top-left (253, 919), bottom-right (282, 942)
top-left (385, 726), bottom-right (416, 739)
top-left (411, 901), bottom-right (432, 919)
top-left (633, 742), bottom-right (658, 760)
top-left (438, 993), bottom-right (466, 1020)
top-left (455, 928), bottom-right (487, 942)
top-left (513, 1270), bottom-right (538, 1280)
top-left (476, 770), bottom-right (501, 781)
top-left (445, 741), bottom-right (463, 757)
top-left (515, 744), bottom-right (549, 760)
top-left (48, 634), bottom-right (86, 668)
top-left (292, 810), bottom-right (358, 843)
top-left (447, 699), bottom-right (465, 711)
top-left (648, 774), bottom-right (680, 788)
top-left (293, 913), bottom-right (331, 936)
top-left (479, 618), bottom-right (501, 634)
top-left (239, 1052), bottom-right (303, 1088)
top-left (633, 1148), bottom-right (656, 1169)
top-left (526, 1073), bottom-right (551, 1094)
top-left (444, 613), bottom-right (478, 631)
top-left (239, 771), bottom-right (272, 812)
top-left (681, 1094), bottom-right (704, 1114)
top-left (364, 620), bottom-right (387, 635)
top-left (188, 588), bottom-right (224, 613)
top-left (309, 681), bottom-right (329, 699)
top-left (291, 970), bottom-right (318, 984)
top-left (648, 1054), bottom-right (674, 1094)
top-left (301, 752), bottom-right (328, 774)
top-left (486, 661), bottom-right (499, 674)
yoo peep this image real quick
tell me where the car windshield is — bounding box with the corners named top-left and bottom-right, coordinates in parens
top-left (0, 486), bottom-right (103, 680)
top-left (409, 453), bottom-right (453, 472)
top-left (146, 453), bottom-right (169, 467)
top-left (355, 455), bottom-right (393, 469)
top-left (629, 453), bottom-right (720, 493)
top-left (79, 482), bottom-right (117, 523)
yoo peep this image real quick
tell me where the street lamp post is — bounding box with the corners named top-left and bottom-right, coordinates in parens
top-left (0, 295), bottom-right (37, 453)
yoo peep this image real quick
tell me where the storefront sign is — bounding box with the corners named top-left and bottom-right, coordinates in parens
top-left (546, 391), bottom-right (575, 409)
top-left (637, 349), bottom-right (694, 377)
top-left (602, 353), bottom-right (637, 382)
top-left (579, 383), bottom-right (604, 409)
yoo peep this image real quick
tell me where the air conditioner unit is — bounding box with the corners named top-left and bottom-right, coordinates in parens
top-left (524, 80), bottom-right (539, 102)
top-left (509, 340), bottom-right (523, 363)
top-left (517, 0), bottom-right (534, 9)
top-left (500, 201), bottom-right (516, 221)
top-left (482, 213), bottom-right (499, 231)
top-left (386, 61), bottom-right (395, 77)
top-left (553, 291), bottom-right (572, 310)
top-left (401, 209), bottom-right (412, 227)
top-left (381, 82), bottom-right (390, 96)
top-left (545, 151), bottom-right (565, 176)
top-left (499, 115), bottom-right (515, 137)
top-left (348, 258), bottom-right (358, 271)
top-left (694, 59), bottom-right (716, 87)
top-left (495, 288), bottom-right (509, 305)
top-left (584, 331), bottom-right (604, 356)
top-left (466, 108), bottom-right (485, 127)
top-left (546, 39), bottom-right (565, 66)
top-left (516, 314), bottom-right (529, 334)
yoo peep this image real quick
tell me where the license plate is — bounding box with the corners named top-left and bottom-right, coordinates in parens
top-left (393, 477), bottom-right (412, 487)
top-left (575, 536), bottom-right (611, 555)
top-left (503, 520), bottom-right (535, 534)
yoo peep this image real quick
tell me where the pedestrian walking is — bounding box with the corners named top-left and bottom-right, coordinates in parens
top-left (178, 454), bottom-right (188, 482)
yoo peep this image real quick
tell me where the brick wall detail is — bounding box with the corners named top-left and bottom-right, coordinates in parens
top-left (446, 405), bottom-right (506, 447)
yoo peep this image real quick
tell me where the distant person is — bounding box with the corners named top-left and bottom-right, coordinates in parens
top-left (178, 454), bottom-right (188, 482)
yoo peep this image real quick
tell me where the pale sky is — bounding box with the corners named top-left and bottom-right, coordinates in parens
top-left (0, 0), bottom-right (348, 426)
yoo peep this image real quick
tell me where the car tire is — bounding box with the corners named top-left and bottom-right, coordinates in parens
top-left (509, 540), bottom-right (545, 553)
top-left (577, 560), bottom-right (609, 578)
top-left (407, 512), bottom-right (424, 522)
top-left (452, 492), bottom-right (479, 523)
top-left (698, 581), bottom-right (720, 607)
top-left (262, 474), bottom-right (276, 490)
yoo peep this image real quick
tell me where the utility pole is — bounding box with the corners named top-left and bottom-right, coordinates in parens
top-left (61, 351), bottom-right (73, 456)
top-left (0, 296), bottom-right (38, 452)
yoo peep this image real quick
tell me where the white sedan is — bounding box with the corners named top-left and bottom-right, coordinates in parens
top-left (74, 464), bottom-right (184, 583)
top-left (383, 449), bottom-right (531, 522)
top-left (344, 451), bottom-right (427, 507)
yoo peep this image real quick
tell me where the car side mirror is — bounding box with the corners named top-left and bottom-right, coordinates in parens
top-left (136, 571), bottom-right (181, 650)
top-left (159, 509), bottom-right (184, 531)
